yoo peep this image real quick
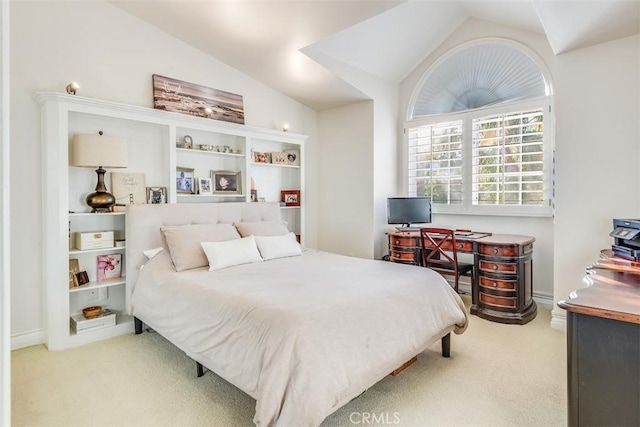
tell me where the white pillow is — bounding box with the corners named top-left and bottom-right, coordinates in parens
top-left (201, 235), bottom-right (263, 271)
top-left (254, 232), bottom-right (302, 261)
top-left (143, 247), bottom-right (164, 260)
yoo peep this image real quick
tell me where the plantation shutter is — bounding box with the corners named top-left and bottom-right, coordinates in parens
top-left (408, 121), bottom-right (463, 205)
top-left (471, 109), bottom-right (545, 206)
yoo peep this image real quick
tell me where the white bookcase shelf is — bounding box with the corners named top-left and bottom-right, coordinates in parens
top-left (68, 277), bottom-right (127, 293)
top-left (37, 92), bottom-right (306, 350)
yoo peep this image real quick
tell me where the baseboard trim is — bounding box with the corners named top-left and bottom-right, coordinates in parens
top-left (532, 292), bottom-right (554, 310)
top-left (550, 313), bottom-right (567, 331)
top-left (11, 329), bottom-right (44, 350)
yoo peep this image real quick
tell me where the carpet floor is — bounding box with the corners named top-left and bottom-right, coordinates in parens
top-left (12, 296), bottom-right (567, 426)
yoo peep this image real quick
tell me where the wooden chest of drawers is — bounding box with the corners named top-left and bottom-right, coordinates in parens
top-left (388, 234), bottom-right (421, 265)
top-left (471, 237), bottom-right (537, 324)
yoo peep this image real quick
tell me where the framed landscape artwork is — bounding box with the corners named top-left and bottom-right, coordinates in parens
top-left (152, 74), bottom-right (245, 125)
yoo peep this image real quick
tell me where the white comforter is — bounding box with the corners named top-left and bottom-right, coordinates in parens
top-left (131, 249), bottom-right (468, 426)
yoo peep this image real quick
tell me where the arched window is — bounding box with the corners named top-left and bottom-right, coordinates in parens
top-left (406, 39), bottom-right (554, 216)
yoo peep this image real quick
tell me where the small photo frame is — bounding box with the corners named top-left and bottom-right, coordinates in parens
top-left (146, 187), bottom-right (167, 204)
top-left (254, 151), bottom-right (271, 163)
top-left (198, 177), bottom-right (213, 195)
top-left (281, 189), bottom-right (301, 206)
top-left (176, 167), bottom-right (195, 194)
top-left (74, 271), bottom-right (90, 287)
top-left (250, 189), bottom-right (258, 202)
top-left (285, 150), bottom-right (300, 166)
top-left (272, 152), bottom-right (288, 165)
top-left (211, 170), bottom-right (242, 195)
top-left (69, 259), bottom-right (80, 289)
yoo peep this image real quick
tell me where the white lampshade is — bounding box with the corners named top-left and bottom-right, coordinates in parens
top-left (71, 134), bottom-right (128, 168)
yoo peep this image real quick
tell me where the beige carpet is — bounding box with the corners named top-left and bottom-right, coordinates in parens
top-left (12, 296), bottom-right (567, 426)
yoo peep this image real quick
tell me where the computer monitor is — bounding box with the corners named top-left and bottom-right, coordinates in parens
top-left (387, 197), bottom-right (432, 230)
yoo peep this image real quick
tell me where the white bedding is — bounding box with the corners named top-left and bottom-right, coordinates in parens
top-left (131, 249), bottom-right (468, 426)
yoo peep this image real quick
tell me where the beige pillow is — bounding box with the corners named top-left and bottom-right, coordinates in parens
top-left (234, 221), bottom-right (289, 237)
top-left (161, 223), bottom-right (240, 271)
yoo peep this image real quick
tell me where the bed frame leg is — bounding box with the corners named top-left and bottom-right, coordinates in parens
top-left (441, 333), bottom-right (451, 358)
top-left (196, 362), bottom-right (205, 378)
top-left (134, 317), bottom-right (143, 335)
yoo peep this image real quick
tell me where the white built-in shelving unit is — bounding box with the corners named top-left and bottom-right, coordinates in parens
top-left (37, 92), bottom-right (306, 350)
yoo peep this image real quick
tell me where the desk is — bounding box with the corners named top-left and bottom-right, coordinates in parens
top-left (387, 230), bottom-right (537, 324)
top-left (558, 261), bottom-right (640, 426)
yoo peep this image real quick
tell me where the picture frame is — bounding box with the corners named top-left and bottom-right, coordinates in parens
top-left (281, 189), bottom-right (301, 207)
top-left (69, 259), bottom-right (80, 289)
top-left (198, 177), bottom-right (213, 195)
top-left (152, 74), bottom-right (245, 125)
top-left (253, 151), bottom-right (271, 163)
top-left (146, 187), bottom-right (167, 204)
top-left (74, 271), bottom-right (90, 287)
top-left (250, 189), bottom-right (258, 202)
top-left (97, 254), bottom-right (122, 282)
top-left (285, 149), bottom-right (300, 166)
top-left (176, 167), bottom-right (195, 194)
top-left (111, 172), bottom-right (147, 206)
top-left (271, 151), bottom-right (288, 165)
top-left (211, 170), bottom-right (242, 195)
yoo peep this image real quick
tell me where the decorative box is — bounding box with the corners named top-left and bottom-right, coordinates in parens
top-left (75, 231), bottom-right (114, 250)
top-left (70, 312), bottom-right (116, 334)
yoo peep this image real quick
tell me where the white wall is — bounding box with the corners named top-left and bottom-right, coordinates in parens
top-left (398, 19), bottom-right (556, 301)
top-left (317, 101), bottom-right (374, 258)
top-left (304, 50), bottom-right (400, 260)
top-left (551, 34), bottom-right (640, 328)
top-left (10, 1), bottom-right (318, 342)
top-left (1, 0), bottom-right (11, 422)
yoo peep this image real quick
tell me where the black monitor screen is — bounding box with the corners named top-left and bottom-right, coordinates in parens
top-left (387, 197), bottom-right (432, 226)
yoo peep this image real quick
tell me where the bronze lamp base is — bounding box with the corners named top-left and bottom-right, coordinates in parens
top-left (87, 166), bottom-right (116, 213)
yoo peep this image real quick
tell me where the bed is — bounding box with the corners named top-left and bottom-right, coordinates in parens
top-left (126, 202), bottom-right (468, 426)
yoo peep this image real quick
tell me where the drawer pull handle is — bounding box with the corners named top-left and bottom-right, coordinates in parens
top-left (395, 240), bottom-right (400, 244)
top-left (458, 244), bottom-right (463, 249)
top-left (493, 282), bottom-right (498, 287)
top-left (492, 264), bottom-right (498, 270)
top-left (493, 248), bottom-right (499, 254)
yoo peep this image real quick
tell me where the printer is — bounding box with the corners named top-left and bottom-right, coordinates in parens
top-left (610, 218), bottom-right (640, 260)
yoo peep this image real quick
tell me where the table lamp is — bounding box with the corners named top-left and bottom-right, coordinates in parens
top-left (71, 132), bottom-right (128, 213)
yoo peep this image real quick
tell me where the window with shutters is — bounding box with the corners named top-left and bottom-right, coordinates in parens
top-left (406, 39), bottom-right (554, 217)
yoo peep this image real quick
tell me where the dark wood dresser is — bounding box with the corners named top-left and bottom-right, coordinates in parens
top-left (558, 257), bottom-right (640, 426)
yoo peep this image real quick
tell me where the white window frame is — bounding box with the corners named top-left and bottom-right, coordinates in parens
top-left (404, 96), bottom-right (554, 217)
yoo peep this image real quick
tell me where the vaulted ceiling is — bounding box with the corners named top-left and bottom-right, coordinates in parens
top-left (111, 0), bottom-right (640, 111)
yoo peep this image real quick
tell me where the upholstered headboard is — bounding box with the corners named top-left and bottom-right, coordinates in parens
top-left (125, 202), bottom-right (282, 312)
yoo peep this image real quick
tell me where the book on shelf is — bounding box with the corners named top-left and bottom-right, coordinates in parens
top-left (97, 253), bottom-right (122, 282)
top-left (70, 309), bottom-right (116, 334)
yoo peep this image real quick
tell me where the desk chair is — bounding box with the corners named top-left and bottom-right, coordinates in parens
top-left (420, 227), bottom-right (475, 293)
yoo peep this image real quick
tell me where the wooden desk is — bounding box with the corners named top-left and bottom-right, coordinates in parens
top-left (387, 231), bottom-right (537, 324)
top-left (558, 262), bottom-right (640, 426)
